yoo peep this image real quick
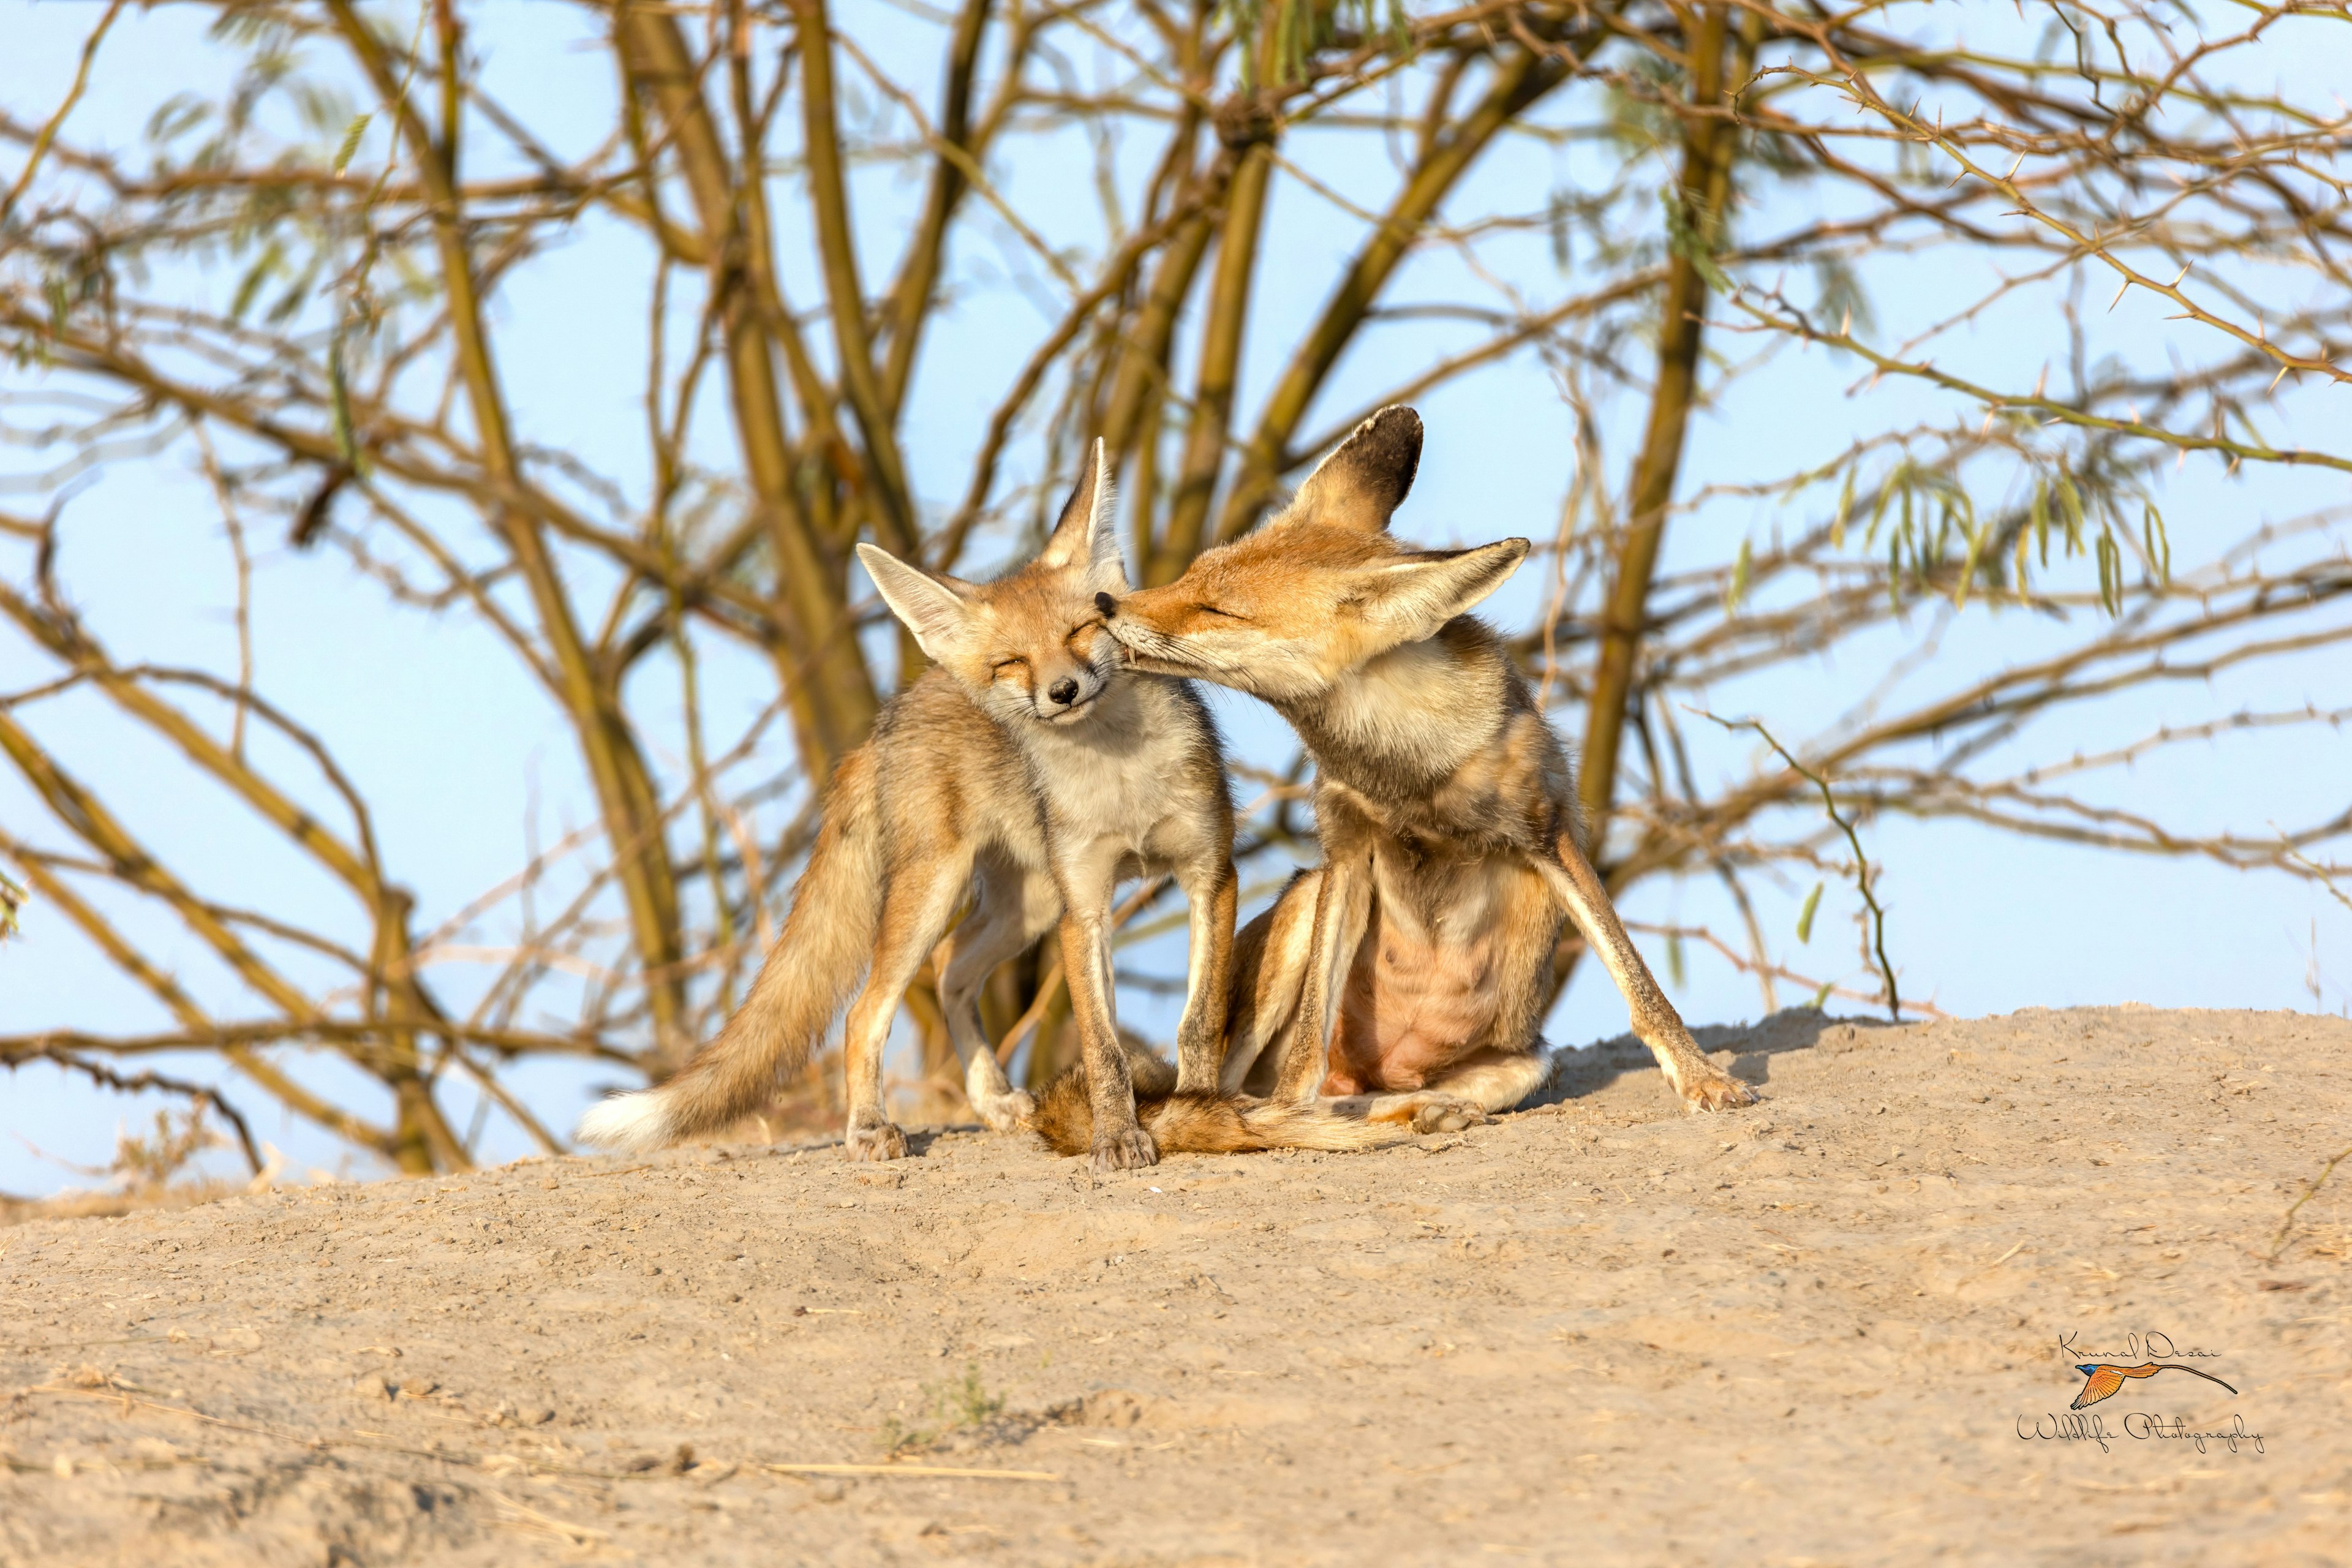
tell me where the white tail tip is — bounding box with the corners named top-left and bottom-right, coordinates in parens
top-left (576, 1090), bottom-right (673, 1153)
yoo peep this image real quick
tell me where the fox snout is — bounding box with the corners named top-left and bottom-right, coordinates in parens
top-left (1090, 588), bottom-right (1202, 672)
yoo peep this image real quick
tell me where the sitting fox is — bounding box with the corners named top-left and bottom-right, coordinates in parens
top-left (1096, 407), bottom-right (1757, 1125)
top-left (579, 442), bottom-right (1394, 1170)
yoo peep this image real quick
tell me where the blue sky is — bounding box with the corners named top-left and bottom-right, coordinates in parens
top-left (4, 1), bottom-right (2346, 1195)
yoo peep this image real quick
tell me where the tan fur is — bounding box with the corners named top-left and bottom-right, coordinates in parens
top-left (1099, 406), bottom-right (1758, 1121)
top-left (580, 443), bottom-right (1240, 1171)
top-left (1026, 1046), bottom-right (1408, 1156)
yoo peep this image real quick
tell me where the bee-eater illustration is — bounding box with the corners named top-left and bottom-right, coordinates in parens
top-left (2070, 1362), bottom-right (2237, 1409)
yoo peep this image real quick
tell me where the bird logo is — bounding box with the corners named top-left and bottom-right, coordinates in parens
top-left (2070, 1362), bottom-right (2237, 1410)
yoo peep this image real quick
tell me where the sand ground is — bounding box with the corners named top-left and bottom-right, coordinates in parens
top-left (4, 1005), bottom-right (2348, 1566)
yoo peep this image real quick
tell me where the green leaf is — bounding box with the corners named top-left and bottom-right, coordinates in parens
top-left (331, 112), bottom-right (371, 177)
top-left (1866, 469), bottom-right (1894, 549)
top-left (1954, 510), bottom-right (1985, 608)
top-left (1796, 881), bottom-right (1823, 944)
top-left (146, 93), bottom-right (209, 145)
top-left (1727, 537), bottom-right (1752, 612)
top-left (232, 239), bottom-right (283, 323)
top-left (1383, 0), bottom-right (1411, 52)
top-left (1660, 188), bottom-right (1732, 292)
top-left (1665, 932), bottom-right (1686, 990)
top-left (1809, 980), bottom-right (1834, 1010)
top-left (1832, 466), bottom-right (1853, 550)
top-left (2032, 480), bottom-right (2050, 568)
top-left (2055, 472), bottom-right (2084, 556)
top-left (330, 336), bottom-right (366, 476)
top-left (2144, 503), bottom-right (2170, 587)
top-left (1547, 190), bottom-right (1572, 273)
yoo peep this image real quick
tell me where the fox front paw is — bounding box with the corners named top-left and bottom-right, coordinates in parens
top-left (845, 1121), bottom-right (910, 1161)
top-left (1090, 1126), bottom-right (1159, 1173)
top-left (1677, 1065), bottom-right (1758, 1113)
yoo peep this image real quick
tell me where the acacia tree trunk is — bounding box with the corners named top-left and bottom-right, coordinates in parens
top-left (1548, 4), bottom-right (1749, 1012)
top-left (1577, 4), bottom-right (1748, 844)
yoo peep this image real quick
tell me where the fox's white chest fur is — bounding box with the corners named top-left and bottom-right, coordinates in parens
top-left (1020, 675), bottom-right (1199, 852)
top-left (1317, 636), bottom-right (1499, 781)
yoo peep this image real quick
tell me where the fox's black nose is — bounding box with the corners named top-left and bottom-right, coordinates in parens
top-left (1049, 678), bottom-right (1079, 706)
top-left (1094, 592), bottom-right (1117, 617)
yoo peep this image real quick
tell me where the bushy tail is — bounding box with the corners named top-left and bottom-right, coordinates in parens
top-left (577, 749), bottom-right (881, 1153)
top-left (1027, 1047), bottom-right (1406, 1156)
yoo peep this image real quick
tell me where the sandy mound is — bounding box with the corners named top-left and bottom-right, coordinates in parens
top-left (4, 1006), bottom-right (2347, 1566)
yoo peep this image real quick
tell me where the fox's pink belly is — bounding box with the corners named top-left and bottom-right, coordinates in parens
top-left (1324, 913), bottom-right (1503, 1094)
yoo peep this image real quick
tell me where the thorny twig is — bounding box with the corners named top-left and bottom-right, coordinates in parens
top-left (1694, 710), bottom-right (1902, 1022)
top-left (11, 1047), bottom-right (263, 1176)
top-left (2268, 1145), bottom-right (2352, 1264)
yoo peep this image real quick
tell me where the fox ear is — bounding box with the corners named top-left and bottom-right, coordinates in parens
top-left (1286, 405), bottom-right (1422, 533)
top-left (1353, 538), bottom-right (1528, 641)
top-left (858, 543), bottom-right (974, 661)
top-left (1038, 438), bottom-right (1127, 589)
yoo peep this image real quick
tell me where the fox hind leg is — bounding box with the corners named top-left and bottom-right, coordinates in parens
top-left (841, 853), bottom-right (974, 1160)
top-left (1341, 1049), bottom-right (1556, 1132)
top-left (1272, 853), bottom-right (1372, 1104)
top-left (1221, 869), bottom-right (1319, 1096)
top-left (932, 862), bottom-right (1058, 1134)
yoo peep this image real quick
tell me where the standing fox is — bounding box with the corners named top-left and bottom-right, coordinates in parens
top-left (1096, 407), bottom-right (1758, 1125)
top-left (579, 442), bottom-right (1396, 1170)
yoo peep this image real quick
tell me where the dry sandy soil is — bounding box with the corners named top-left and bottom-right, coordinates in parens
top-left (4, 1005), bottom-right (2348, 1567)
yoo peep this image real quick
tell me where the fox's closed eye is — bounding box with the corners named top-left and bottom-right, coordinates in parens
top-left (1196, 605), bottom-right (1245, 620)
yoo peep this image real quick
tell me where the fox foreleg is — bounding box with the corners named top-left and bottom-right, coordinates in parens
top-left (1536, 830), bottom-right (1757, 1113)
top-left (1272, 851), bottom-right (1372, 1104)
top-left (1171, 854), bottom-right (1237, 1096)
top-left (1055, 850), bottom-right (1157, 1172)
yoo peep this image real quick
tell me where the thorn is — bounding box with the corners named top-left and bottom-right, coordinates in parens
top-left (2033, 363), bottom-right (2048, 399)
top-left (2170, 262), bottom-right (2190, 288)
top-left (2176, 447), bottom-right (2187, 473)
top-left (2271, 364), bottom-right (2293, 394)
top-left (2005, 150), bottom-right (2025, 182)
top-left (1840, 306), bottom-right (1852, 337)
top-left (2108, 274), bottom-right (2132, 312)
